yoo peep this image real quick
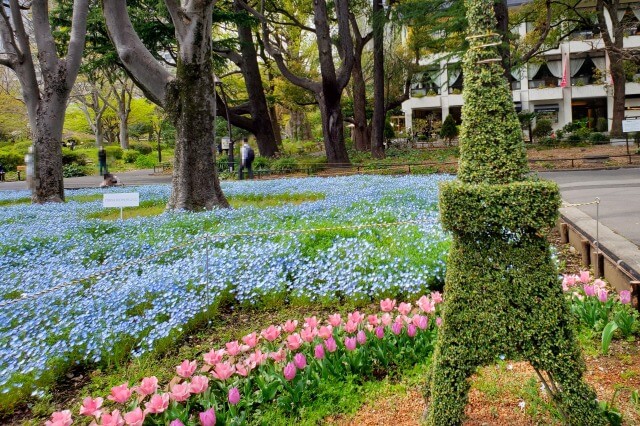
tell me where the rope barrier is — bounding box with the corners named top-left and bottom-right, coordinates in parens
top-left (0, 219), bottom-right (431, 307)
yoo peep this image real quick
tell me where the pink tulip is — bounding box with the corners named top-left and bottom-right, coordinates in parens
top-left (170, 420), bottom-right (185, 426)
top-left (356, 330), bottom-right (367, 345)
top-left (436, 317), bottom-right (443, 327)
top-left (413, 314), bottom-right (428, 330)
top-left (597, 288), bottom-right (609, 302)
top-left (375, 326), bottom-right (384, 339)
top-left (211, 362), bottom-right (235, 381)
top-left (235, 363), bottom-right (249, 377)
top-left (108, 383), bottom-right (132, 404)
top-left (398, 302), bottom-right (412, 315)
top-left (304, 316), bottom-right (319, 328)
top-left (318, 325), bottom-right (333, 339)
top-left (248, 349), bottom-right (268, 366)
top-left (328, 313), bottom-right (342, 327)
top-left (407, 324), bottom-right (417, 337)
top-left (203, 349), bottom-right (225, 366)
top-left (284, 362), bottom-right (297, 381)
top-left (199, 408), bottom-right (216, 426)
top-left (269, 348), bottom-right (287, 363)
top-left (325, 336), bottom-right (338, 352)
top-left (123, 407), bottom-right (144, 426)
top-left (286, 333), bottom-right (303, 351)
top-left (261, 325), bottom-right (281, 342)
top-left (45, 410), bottom-right (73, 426)
top-left (367, 314), bottom-right (380, 326)
top-left (344, 320), bottom-right (358, 333)
top-left (431, 291), bottom-right (443, 304)
top-left (225, 341), bottom-right (242, 357)
top-left (345, 336), bottom-right (357, 351)
top-left (176, 360), bottom-right (197, 378)
top-left (293, 352), bottom-right (307, 369)
top-left (381, 313), bottom-right (392, 326)
top-left (144, 393), bottom-right (169, 414)
top-left (80, 396), bottom-right (103, 417)
top-left (228, 387), bottom-right (241, 405)
top-left (135, 377), bottom-right (158, 396)
top-left (101, 410), bottom-right (125, 426)
top-left (283, 320), bottom-right (298, 333)
top-left (620, 290), bottom-right (631, 304)
top-left (348, 311), bottom-right (364, 324)
top-left (190, 375), bottom-right (209, 394)
top-left (584, 284), bottom-right (596, 297)
top-left (380, 298), bottom-right (396, 312)
top-left (300, 326), bottom-right (318, 342)
top-left (579, 270), bottom-right (590, 283)
top-left (242, 332), bottom-right (258, 348)
top-left (170, 382), bottom-right (191, 402)
top-left (314, 344), bottom-right (325, 359)
top-left (391, 322), bottom-right (403, 335)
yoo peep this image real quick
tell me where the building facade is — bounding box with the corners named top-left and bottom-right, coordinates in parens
top-left (402, 2), bottom-right (640, 137)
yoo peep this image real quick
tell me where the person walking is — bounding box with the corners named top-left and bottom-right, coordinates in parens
top-left (98, 146), bottom-right (108, 176)
top-left (238, 139), bottom-right (255, 180)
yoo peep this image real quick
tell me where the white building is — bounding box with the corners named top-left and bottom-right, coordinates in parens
top-left (402, 1), bottom-right (640, 135)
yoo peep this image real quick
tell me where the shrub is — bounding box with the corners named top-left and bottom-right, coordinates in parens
top-left (134, 154), bottom-right (157, 168)
top-left (532, 119), bottom-right (553, 141)
top-left (252, 156), bottom-right (270, 170)
top-left (62, 163), bottom-right (88, 177)
top-left (596, 117), bottom-right (608, 133)
top-left (123, 149), bottom-right (140, 164)
top-left (104, 146), bottom-right (123, 160)
top-left (589, 132), bottom-right (609, 145)
top-left (439, 115), bottom-right (459, 145)
top-left (272, 157), bottom-right (299, 174)
top-left (61, 149), bottom-right (87, 166)
top-left (130, 142), bottom-right (153, 155)
top-left (0, 151), bottom-right (23, 171)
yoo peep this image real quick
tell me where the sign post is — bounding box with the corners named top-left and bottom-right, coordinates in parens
top-left (622, 119), bottom-right (640, 158)
top-left (103, 192), bottom-right (140, 220)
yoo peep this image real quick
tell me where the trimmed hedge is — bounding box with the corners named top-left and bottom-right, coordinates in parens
top-left (439, 179), bottom-right (560, 233)
top-left (425, 0), bottom-right (605, 424)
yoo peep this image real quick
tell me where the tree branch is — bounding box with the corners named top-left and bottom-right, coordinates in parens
top-left (64, 0), bottom-right (90, 89)
top-left (102, 0), bottom-right (173, 106)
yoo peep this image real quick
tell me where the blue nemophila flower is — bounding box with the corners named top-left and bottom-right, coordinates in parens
top-left (0, 175), bottom-right (452, 395)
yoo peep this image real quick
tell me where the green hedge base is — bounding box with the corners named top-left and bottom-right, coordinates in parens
top-left (439, 179), bottom-right (561, 234)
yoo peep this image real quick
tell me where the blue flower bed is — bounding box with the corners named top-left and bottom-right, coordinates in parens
top-left (0, 175), bottom-right (451, 401)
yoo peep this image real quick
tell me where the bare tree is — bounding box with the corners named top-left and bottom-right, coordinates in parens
top-left (0, 0), bottom-right (89, 203)
top-left (102, 0), bottom-right (229, 210)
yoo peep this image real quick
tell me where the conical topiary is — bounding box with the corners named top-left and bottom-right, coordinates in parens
top-left (424, 0), bottom-right (606, 424)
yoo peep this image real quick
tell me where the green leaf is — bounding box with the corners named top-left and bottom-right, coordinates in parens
top-left (601, 321), bottom-right (618, 354)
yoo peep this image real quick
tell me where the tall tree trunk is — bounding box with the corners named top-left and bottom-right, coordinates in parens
top-left (371, 0), bottom-right (386, 159)
top-left (317, 94), bottom-right (349, 164)
top-left (32, 102), bottom-right (66, 203)
top-left (166, 62), bottom-right (228, 210)
top-left (351, 55), bottom-right (370, 151)
top-left (235, 7), bottom-right (278, 157)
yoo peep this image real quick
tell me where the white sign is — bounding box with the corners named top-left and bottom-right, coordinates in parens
top-left (622, 119), bottom-right (640, 133)
top-left (103, 192), bottom-right (139, 208)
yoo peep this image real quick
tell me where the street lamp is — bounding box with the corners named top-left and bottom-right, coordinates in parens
top-left (214, 76), bottom-right (234, 172)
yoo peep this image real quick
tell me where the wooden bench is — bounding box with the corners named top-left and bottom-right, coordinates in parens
top-left (153, 162), bottom-right (172, 173)
top-left (16, 165), bottom-right (26, 181)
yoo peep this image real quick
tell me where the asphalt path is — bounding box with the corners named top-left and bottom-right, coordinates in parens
top-left (539, 168), bottom-right (640, 247)
top-left (2, 167), bottom-right (639, 247)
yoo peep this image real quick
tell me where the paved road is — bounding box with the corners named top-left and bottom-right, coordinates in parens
top-left (2, 166), bottom-right (639, 247)
top-left (540, 168), bottom-right (640, 247)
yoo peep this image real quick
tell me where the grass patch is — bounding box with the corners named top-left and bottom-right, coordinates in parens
top-left (0, 197), bottom-right (30, 206)
top-left (84, 192), bottom-right (325, 220)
